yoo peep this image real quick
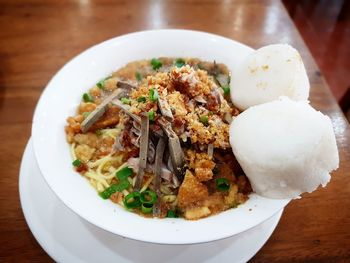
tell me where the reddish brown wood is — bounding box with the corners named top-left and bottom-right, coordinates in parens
top-left (283, 0), bottom-right (350, 102)
top-left (0, 0), bottom-right (349, 262)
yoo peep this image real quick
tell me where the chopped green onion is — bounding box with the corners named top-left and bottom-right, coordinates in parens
top-left (83, 93), bottom-right (93, 102)
top-left (72, 159), bottom-right (82, 167)
top-left (149, 88), bottom-right (159, 102)
top-left (199, 115), bottom-right (209, 126)
top-left (140, 190), bottom-right (157, 204)
top-left (96, 76), bottom-right (111, 89)
top-left (96, 81), bottom-right (104, 89)
top-left (95, 129), bottom-right (103, 136)
top-left (99, 185), bottom-right (116, 199)
top-left (114, 180), bottom-right (130, 192)
top-left (166, 210), bottom-right (178, 218)
top-left (175, 58), bottom-right (186, 68)
top-left (222, 86), bottom-right (230, 95)
top-left (151, 58), bottom-right (162, 70)
top-left (137, 96), bottom-right (146, 103)
top-left (141, 203), bottom-right (153, 214)
top-left (99, 180), bottom-right (130, 199)
top-left (99, 189), bottom-right (112, 200)
top-left (124, 191), bottom-right (141, 209)
top-left (82, 112), bottom-right (90, 119)
top-left (116, 167), bottom-right (133, 180)
top-left (135, 72), bottom-right (142, 81)
top-left (148, 110), bottom-right (155, 121)
top-left (215, 178), bottom-right (230, 191)
top-left (121, 97), bottom-right (131, 105)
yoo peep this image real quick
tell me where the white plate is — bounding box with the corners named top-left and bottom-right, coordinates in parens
top-left (20, 139), bottom-right (283, 263)
top-left (32, 29), bottom-right (289, 244)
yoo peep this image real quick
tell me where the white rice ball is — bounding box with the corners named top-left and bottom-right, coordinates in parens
top-left (231, 44), bottom-right (310, 110)
top-left (229, 97), bottom-right (339, 199)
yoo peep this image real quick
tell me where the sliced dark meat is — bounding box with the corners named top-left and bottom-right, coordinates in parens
top-left (117, 80), bottom-right (137, 90)
top-left (134, 115), bottom-right (149, 191)
top-left (153, 137), bottom-right (166, 217)
top-left (207, 144), bottom-right (214, 159)
top-left (112, 100), bottom-right (141, 123)
top-left (148, 140), bottom-right (156, 163)
top-left (158, 117), bottom-right (185, 181)
top-left (81, 81), bottom-right (136, 133)
top-left (112, 99), bottom-right (164, 138)
top-left (81, 89), bottom-right (123, 133)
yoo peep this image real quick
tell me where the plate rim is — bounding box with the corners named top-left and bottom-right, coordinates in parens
top-left (19, 138), bottom-right (284, 262)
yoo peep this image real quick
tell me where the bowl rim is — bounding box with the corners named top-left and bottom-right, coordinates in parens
top-left (31, 29), bottom-right (290, 244)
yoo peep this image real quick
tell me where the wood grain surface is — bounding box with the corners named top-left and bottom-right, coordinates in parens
top-left (0, 0), bottom-right (349, 262)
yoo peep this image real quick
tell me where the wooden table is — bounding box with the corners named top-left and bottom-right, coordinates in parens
top-left (0, 0), bottom-right (349, 262)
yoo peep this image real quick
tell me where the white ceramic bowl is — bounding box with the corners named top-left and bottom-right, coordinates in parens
top-left (32, 29), bottom-right (289, 244)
